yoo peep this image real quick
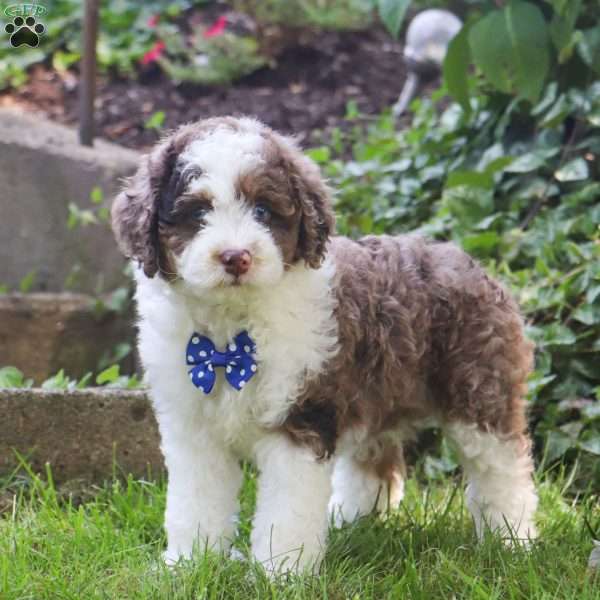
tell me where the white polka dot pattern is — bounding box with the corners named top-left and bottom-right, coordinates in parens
top-left (185, 330), bottom-right (257, 394)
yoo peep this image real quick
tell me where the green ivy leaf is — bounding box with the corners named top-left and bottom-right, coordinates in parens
top-left (104, 288), bottom-right (130, 313)
top-left (0, 366), bottom-right (33, 388)
top-left (76, 373), bottom-right (93, 389)
top-left (461, 231), bottom-right (501, 256)
top-left (41, 369), bottom-right (70, 390)
top-left (377, 0), bottom-right (411, 38)
top-left (528, 373), bottom-right (556, 396)
top-left (564, 183), bottom-right (600, 207)
top-left (19, 270), bottom-right (37, 293)
top-left (504, 152), bottom-right (546, 173)
top-left (532, 82), bottom-right (558, 116)
top-left (306, 147), bottom-right (331, 163)
top-left (144, 110), bottom-right (166, 130)
top-left (96, 364), bottom-right (121, 385)
top-left (586, 285), bottom-right (600, 304)
top-left (577, 27), bottom-right (600, 75)
top-left (579, 436), bottom-right (600, 456)
top-left (468, 0), bottom-right (550, 103)
top-left (484, 156), bottom-right (515, 177)
top-left (548, 0), bottom-right (582, 61)
top-left (90, 186), bottom-right (104, 205)
top-left (555, 158), bottom-right (589, 182)
top-left (544, 430), bottom-right (574, 462)
top-left (443, 23), bottom-right (471, 115)
top-left (572, 304), bottom-right (600, 326)
top-left (442, 185), bottom-right (494, 230)
top-left (583, 403), bottom-right (600, 420)
top-left (541, 323), bottom-right (577, 347)
top-left (446, 170), bottom-right (493, 190)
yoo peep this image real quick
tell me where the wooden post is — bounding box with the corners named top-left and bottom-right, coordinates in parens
top-left (79, 0), bottom-right (99, 146)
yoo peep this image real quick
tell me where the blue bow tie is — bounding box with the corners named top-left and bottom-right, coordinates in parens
top-left (186, 331), bottom-right (257, 394)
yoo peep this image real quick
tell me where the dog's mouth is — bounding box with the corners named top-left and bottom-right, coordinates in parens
top-left (219, 271), bottom-right (251, 288)
top-left (228, 276), bottom-right (243, 287)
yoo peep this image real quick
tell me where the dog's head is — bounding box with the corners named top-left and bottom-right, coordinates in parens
top-left (111, 117), bottom-right (335, 292)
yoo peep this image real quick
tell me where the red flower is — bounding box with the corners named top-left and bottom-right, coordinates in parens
top-left (147, 14), bottom-right (159, 28)
top-left (141, 40), bottom-right (166, 65)
top-left (203, 15), bottom-right (227, 38)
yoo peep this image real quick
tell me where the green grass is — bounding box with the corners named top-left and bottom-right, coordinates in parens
top-left (1, 463), bottom-right (598, 599)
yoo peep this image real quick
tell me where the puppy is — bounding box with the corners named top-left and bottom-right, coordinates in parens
top-left (111, 116), bottom-right (537, 572)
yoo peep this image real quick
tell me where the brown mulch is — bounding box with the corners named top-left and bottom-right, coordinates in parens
top-left (1, 27), bottom-right (407, 151)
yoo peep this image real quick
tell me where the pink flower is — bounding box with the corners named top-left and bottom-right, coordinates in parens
top-left (141, 40), bottom-right (166, 65)
top-left (147, 14), bottom-right (159, 28)
top-left (203, 16), bottom-right (227, 38)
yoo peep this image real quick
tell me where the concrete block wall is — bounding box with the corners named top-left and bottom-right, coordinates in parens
top-left (0, 293), bottom-right (136, 383)
top-left (0, 107), bottom-right (140, 293)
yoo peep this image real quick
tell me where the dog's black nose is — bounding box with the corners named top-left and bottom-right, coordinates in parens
top-left (219, 249), bottom-right (252, 277)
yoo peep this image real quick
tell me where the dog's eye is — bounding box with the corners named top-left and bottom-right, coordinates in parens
top-left (253, 203), bottom-right (271, 223)
top-left (192, 206), bottom-right (209, 221)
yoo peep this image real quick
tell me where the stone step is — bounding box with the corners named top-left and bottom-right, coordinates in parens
top-left (0, 388), bottom-right (162, 483)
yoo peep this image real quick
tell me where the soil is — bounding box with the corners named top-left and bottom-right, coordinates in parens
top-left (1, 26), bottom-right (408, 151)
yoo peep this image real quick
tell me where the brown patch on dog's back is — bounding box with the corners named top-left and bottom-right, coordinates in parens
top-left (281, 234), bottom-right (534, 458)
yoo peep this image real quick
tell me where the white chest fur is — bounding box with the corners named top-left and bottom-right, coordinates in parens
top-left (134, 259), bottom-right (338, 458)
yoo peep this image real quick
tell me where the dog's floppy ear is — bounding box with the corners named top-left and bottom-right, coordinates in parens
top-left (111, 133), bottom-right (188, 278)
top-left (294, 154), bottom-right (336, 268)
top-left (275, 138), bottom-right (335, 269)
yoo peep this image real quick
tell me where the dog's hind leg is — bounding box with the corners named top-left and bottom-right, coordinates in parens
top-left (328, 433), bottom-right (405, 528)
top-left (432, 262), bottom-right (538, 544)
top-left (445, 421), bottom-right (537, 544)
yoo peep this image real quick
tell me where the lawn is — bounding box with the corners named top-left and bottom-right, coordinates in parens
top-left (1, 463), bottom-right (598, 599)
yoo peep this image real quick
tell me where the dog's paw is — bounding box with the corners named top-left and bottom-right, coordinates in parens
top-left (5, 16), bottom-right (45, 48)
top-left (229, 546), bottom-right (249, 563)
top-left (251, 532), bottom-right (323, 577)
top-left (328, 496), bottom-right (368, 528)
top-left (328, 476), bottom-right (403, 528)
top-left (162, 547), bottom-right (191, 567)
top-left (254, 550), bottom-right (320, 578)
top-left (588, 540), bottom-right (600, 572)
top-left (329, 455), bottom-right (404, 528)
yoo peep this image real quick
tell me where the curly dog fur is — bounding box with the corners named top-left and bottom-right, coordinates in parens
top-left (112, 116), bottom-right (537, 573)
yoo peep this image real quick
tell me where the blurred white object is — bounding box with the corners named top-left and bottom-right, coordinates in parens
top-left (393, 9), bottom-right (463, 118)
top-left (589, 540), bottom-right (600, 571)
top-left (404, 9), bottom-right (463, 71)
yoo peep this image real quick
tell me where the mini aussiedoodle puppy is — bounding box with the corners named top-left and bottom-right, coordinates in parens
top-left (111, 116), bottom-right (537, 572)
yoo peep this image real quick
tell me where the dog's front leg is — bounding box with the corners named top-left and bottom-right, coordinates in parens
top-left (161, 425), bottom-right (243, 564)
top-left (251, 434), bottom-right (332, 574)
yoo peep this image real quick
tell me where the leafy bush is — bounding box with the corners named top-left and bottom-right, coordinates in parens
top-left (309, 0), bottom-right (600, 485)
top-left (0, 365), bottom-right (142, 390)
top-left (232, 0), bottom-right (374, 30)
top-left (311, 76), bottom-right (599, 484)
top-left (0, 0), bottom-right (375, 90)
top-left (443, 0), bottom-right (600, 108)
top-left (0, 0), bottom-right (203, 89)
top-left (158, 26), bottom-right (266, 86)
top-left (375, 0), bottom-right (600, 101)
